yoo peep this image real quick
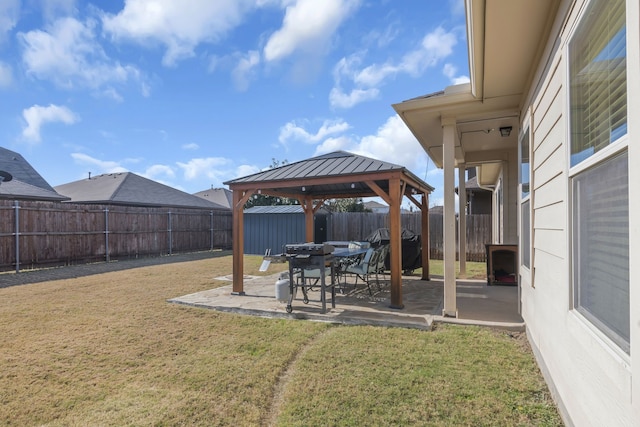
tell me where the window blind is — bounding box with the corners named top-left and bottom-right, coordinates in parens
top-left (569, 0), bottom-right (626, 166)
top-left (573, 152), bottom-right (629, 352)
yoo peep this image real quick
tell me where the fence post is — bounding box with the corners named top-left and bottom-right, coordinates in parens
top-left (104, 207), bottom-right (110, 262)
top-left (210, 211), bottom-right (214, 250)
top-left (168, 211), bottom-right (172, 255)
top-left (14, 201), bottom-right (20, 273)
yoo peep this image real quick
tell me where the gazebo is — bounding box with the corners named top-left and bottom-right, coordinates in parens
top-left (223, 151), bottom-right (434, 309)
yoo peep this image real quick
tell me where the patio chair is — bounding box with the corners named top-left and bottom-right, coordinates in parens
top-left (343, 247), bottom-right (380, 295)
top-left (373, 244), bottom-right (389, 289)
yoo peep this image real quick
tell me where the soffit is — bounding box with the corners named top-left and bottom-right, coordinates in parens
top-left (393, 0), bottom-right (557, 168)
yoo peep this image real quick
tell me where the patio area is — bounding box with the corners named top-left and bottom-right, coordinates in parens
top-left (169, 273), bottom-right (524, 331)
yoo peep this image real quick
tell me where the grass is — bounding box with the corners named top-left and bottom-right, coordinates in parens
top-left (0, 252), bottom-right (562, 426)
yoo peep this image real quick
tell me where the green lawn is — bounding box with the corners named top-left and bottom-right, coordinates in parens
top-left (0, 253), bottom-right (562, 426)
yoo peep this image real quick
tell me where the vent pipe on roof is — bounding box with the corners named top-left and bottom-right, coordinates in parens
top-left (88, 172), bottom-right (91, 179)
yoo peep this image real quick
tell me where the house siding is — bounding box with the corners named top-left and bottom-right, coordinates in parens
top-left (521, 0), bottom-right (638, 425)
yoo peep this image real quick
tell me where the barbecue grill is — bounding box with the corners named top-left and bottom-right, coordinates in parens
top-left (284, 243), bottom-right (336, 313)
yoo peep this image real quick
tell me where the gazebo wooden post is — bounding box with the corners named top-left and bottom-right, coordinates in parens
top-left (231, 189), bottom-right (245, 295)
top-left (229, 188), bottom-right (256, 295)
top-left (421, 193), bottom-right (430, 280)
top-left (389, 176), bottom-right (404, 309)
top-left (304, 197), bottom-right (314, 242)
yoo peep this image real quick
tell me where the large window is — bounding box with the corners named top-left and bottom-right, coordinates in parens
top-left (569, 0), bottom-right (629, 353)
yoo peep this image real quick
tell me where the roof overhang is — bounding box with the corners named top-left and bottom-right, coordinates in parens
top-left (393, 0), bottom-right (558, 173)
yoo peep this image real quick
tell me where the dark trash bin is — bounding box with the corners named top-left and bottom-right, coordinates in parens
top-left (365, 228), bottom-right (422, 273)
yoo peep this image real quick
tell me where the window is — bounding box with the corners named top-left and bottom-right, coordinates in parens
top-left (520, 130), bottom-right (530, 198)
top-left (573, 153), bottom-right (629, 351)
top-left (520, 129), bottom-right (531, 269)
top-left (569, 0), bottom-right (626, 166)
top-left (569, 0), bottom-right (629, 353)
top-left (521, 201), bottom-right (531, 269)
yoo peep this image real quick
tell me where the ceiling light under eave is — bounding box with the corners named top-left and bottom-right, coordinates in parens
top-left (499, 126), bottom-right (512, 137)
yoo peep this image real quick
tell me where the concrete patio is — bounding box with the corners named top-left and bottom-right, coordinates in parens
top-left (169, 273), bottom-right (525, 331)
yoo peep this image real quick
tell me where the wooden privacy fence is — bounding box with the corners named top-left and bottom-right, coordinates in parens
top-left (329, 212), bottom-right (492, 262)
top-left (0, 200), bottom-right (232, 273)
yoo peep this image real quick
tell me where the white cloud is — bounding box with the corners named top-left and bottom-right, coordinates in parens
top-left (263, 0), bottom-right (360, 62)
top-left (279, 119), bottom-right (350, 146)
top-left (235, 164), bottom-right (260, 179)
top-left (19, 17), bottom-right (146, 95)
top-left (41, 0), bottom-right (77, 22)
top-left (0, 0), bottom-right (19, 41)
top-left (0, 61), bottom-right (12, 87)
top-left (421, 27), bottom-right (457, 62)
top-left (101, 0), bottom-right (256, 66)
top-left (443, 63), bottom-right (469, 85)
top-left (313, 135), bottom-right (353, 155)
top-left (22, 104), bottom-right (79, 143)
top-left (182, 143), bottom-right (199, 150)
top-left (328, 86), bottom-right (378, 109)
top-left (177, 157), bottom-right (233, 181)
top-left (232, 50), bottom-right (261, 91)
top-left (309, 115), bottom-right (429, 180)
top-left (143, 164), bottom-right (175, 180)
top-left (70, 152), bottom-right (128, 173)
top-left (356, 27), bottom-right (457, 86)
top-left (330, 26), bottom-right (459, 109)
top-left (353, 115), bottom-right (426, 172)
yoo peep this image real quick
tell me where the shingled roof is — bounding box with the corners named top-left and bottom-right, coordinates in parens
top-left (55, 172), bottom-right (227, 210)
top-left (0, 147), bottom-right (69, 201)
top-left (193, 187), bottom-right (232, 210)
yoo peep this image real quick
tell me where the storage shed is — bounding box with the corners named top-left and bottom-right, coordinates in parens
top-left (243, 205), bottom-right (330, 255)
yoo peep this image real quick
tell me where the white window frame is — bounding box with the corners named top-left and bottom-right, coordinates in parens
top-left (518, 117), bottom-right (532, 277)
top-left (566, 0), bottom-right (629, 354)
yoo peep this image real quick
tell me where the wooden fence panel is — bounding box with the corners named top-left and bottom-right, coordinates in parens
top-left (0, 199), bottom-right (488, 272)
top-left (329, 212), bottom-right (491, 262)
top-left (0, 200), bottom-right (233, 272)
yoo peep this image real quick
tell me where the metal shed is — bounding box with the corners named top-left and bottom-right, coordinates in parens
top-left (243, 205), bottom-right (330, 255)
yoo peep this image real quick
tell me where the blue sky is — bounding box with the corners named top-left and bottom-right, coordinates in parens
top-left (0, 0), bottom-right (469, 208)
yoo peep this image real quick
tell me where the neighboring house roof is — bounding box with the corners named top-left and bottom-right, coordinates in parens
top-left (55, 172), bottom-right (227, 209)
top-left (455, 176), bottom-right (491, 194)
top-left (363, 200), bottom-right (388, 211)
top-left (193, 187), bottom-right (232, 210)
top-left (0, 147), bottom-right (69, 201)
top-left (429, 205), bottom-right (443, 214)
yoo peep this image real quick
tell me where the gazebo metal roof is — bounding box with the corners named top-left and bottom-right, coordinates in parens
top-left (224, 151), bottom-right (434, 198)
top-left (223, 150), bottom-right (434, 309)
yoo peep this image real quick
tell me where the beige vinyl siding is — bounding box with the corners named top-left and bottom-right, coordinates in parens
top-left (535, 201), bottom-right (566, 230)
top-left (532, 55), bottom-right (566, 266)
top-left (533, 173), bottom-right (564, 209)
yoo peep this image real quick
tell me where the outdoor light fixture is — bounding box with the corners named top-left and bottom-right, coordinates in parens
top-left (301, 186), bottom-right (306, 192)
top-left (499, 126), bottom-right (512, 137)
top-left (351, 183), bottom-right (355, 189)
